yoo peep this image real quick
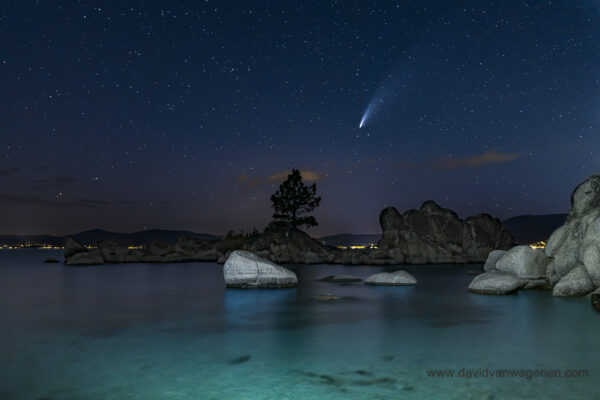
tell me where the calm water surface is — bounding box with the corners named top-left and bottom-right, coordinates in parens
top-left (0, 250), bottom-right (598, 399)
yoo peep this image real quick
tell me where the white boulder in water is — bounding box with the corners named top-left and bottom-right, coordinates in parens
top-left (468, 271), bottom-right (522, 295)
top-left (223, 250), bottom-right (297, 288)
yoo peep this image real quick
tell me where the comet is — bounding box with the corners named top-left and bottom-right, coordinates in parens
top-left (359, 103), bottom-right (374, 128)
top-left (359, 63), bottom-right (407, 128)
top-left (358, 97), bottom-right (382, 128)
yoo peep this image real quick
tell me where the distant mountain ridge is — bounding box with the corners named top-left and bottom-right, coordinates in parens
top-left (0, 214), bottom-right (567, 247)
top-left (502, 214), bottom-right (567, 244)
top-left (0, 229), bottom-right (220, 246)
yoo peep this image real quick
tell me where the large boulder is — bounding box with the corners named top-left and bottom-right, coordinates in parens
top-left (148, 241), bottom-right (174, 257)
top-left (98, 240), bottom-right (129, 263)
top-left (468, 272), bottom-right (522, 295)
top-left (64, 237), bottom-right (86, 258)
top-left (223, 250), bottom-right (297, 288)
top-left (582, 244), bottom-right (600, 287)
top-left (495, 245), bottom-right (550, 278)
top-left (65, 250), bottom-right (104, 266)
top-left (545, 225), bottom-right (568, 257)
top-left (377, 200), bottom-right (513, 264)
top-left (175, 236), bottom-right (220, 261)
top-left (552, 266), bottom-right (595, 297)
top-left (463, 214), bottom-right (515, 261)
top-left (568, 175), bottom-right (600, 220)
top-left (483, 250), bottom-right (507, 272)
top-left (365, 270), bottom-right (417, 285)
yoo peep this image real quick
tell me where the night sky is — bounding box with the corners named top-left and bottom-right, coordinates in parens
top-left (1, 1), bottom-right (599, 236)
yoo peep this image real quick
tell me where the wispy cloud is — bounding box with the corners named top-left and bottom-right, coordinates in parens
top-left (267, 170), bottom-right (323, 183)
top-left (30, 176), bottom-right (80, 186)
top-left (235, 174), bottom-right (263, 187)
top-left (236, 170), bottom-right (324, 187)
top-left (0, 163), bottom-right (51, 177)
top-left (0, 193), bottom-right (109, 208)
top-left (436, 151), bottom-right (520, 169)
top-left (76, 198), bottom-right (110, 207)
top-left (0, 166), bottom-right (22, 176)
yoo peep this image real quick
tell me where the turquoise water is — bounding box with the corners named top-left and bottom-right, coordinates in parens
top-left (0, 250), bottom-right (598, 400)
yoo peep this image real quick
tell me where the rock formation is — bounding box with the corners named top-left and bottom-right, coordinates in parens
top-left (365, 271), bottom-right (417, 285)
top-left (376, 200), bottom-right (514, 264)
top-left (218, 228), bottom-right (337, 264)
top-left (469, 174), bottom-right (600, 300)
top-left (223, 250), bottom-right (297, 288)
top-left (64, 237), bottom-right (86, 258)
top-left (469, 245), bottom-right (550, 294)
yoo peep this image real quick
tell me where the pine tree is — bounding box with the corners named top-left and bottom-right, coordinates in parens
top-left (270, 169), bottom-right (321, 230)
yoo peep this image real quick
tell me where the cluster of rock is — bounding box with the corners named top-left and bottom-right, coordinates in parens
top-left (63, 236), bottom-right (219, 265)
top-left (223, 250), bottom-right (417, 288)
top-left (469, 174), bottom-right (600, 305)
top-left (63, 200), bottom-right (513, 266)
top-left (220, 228), bottom-right (338, 264)
top-left (468, 246), bottom-right (549, 294)
top-left (376, 200), bottom-right (514, 264)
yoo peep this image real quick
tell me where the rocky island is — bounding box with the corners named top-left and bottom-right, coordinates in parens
top-left (63, 200), bottom-right (513, 266)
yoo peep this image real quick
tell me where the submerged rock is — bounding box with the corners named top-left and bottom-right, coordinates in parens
top-left (44, 257), bottom-right (59, 263)
top-left (468, 272), bottom-right (522, 295)
top-left (223, 250), bottom-right (297, 288)
top-left (592, 288), bottom-right (600, 312)
top-left (318, 274), bottom-right (362, 283)
top-left (552, 266), bottom-right (595, 297)
top-left (230, 355), bottom-right (251, 365)
top-left (365, 270), bottom-right (417, 285)
top-left (312, 294), bottom-right (343, 301)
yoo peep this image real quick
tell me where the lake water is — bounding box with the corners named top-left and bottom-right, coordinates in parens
top-left (0, 250), bottom-right (598, 400)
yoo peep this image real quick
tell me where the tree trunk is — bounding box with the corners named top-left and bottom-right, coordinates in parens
top-left (292, 208), bottom-right (297, 229)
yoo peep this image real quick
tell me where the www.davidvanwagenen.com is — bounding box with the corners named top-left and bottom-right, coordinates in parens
top-left (427, 367), bottom-right (590, 379)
